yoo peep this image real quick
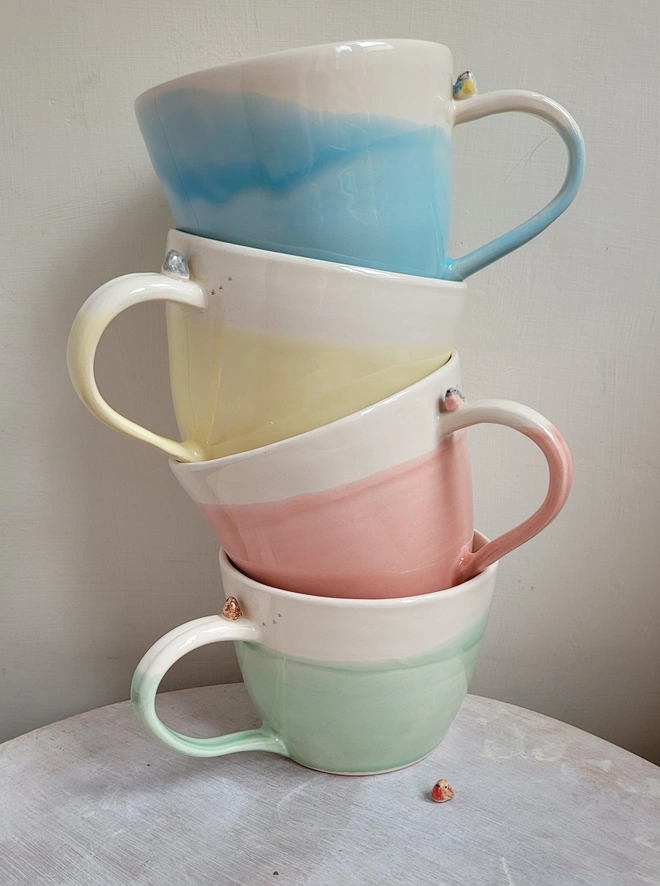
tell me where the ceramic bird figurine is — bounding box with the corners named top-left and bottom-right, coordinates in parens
top-left (453, 72), bottom-right (477, 100)
top-left (222, 596), bottom-right (242, 620)
top-left (443, 388), bottom-right (466, 413)
top-left (431, 779), bottom-right (455, 803)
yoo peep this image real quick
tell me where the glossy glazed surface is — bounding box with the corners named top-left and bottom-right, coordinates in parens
top-left (138, 91), bottom-right (452, 277)
top-left (136, 40), bottom-right (454, 277)
top-left (131, 536), bottom-right (498, 772)
top-left (235, 611), bottom-right (488, 773)
top-left (201, 435), bottom-right (473, 597)
top-left (168, 317), bottom-right (449, 458)
top-left (172, 352), bottom-right (573, 597)
top-left (68, 230), bottom-right (464, 461)
top-left (165, 229), bottom-right (459, 458)
top-left (136, 39), bottom-right (585, 280)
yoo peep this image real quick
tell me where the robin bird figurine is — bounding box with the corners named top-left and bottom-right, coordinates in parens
top-left (431, 779), bottom-right (455, 802)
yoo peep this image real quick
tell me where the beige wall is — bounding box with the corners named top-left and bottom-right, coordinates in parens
top-left (1, 0), bottom-right (659, 762)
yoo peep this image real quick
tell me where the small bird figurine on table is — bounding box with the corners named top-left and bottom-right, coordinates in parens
top-left (453, 72), bottom-right (478, 100)
top-left (431, 779), bottom-right (455, 803)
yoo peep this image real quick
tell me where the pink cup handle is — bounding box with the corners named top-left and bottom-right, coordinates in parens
top-left (439, 390), bottom-right (573, 582)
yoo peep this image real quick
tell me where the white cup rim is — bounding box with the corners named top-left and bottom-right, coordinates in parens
top-left (168, 230), bottom-right (467, 290)
top-left (136, 39), bottom-right (453, 104)
top-left (219, 530), bottom-right (497, 608)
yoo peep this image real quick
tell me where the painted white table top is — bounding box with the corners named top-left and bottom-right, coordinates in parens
top-left (1, 685), bottom-right (658, 885)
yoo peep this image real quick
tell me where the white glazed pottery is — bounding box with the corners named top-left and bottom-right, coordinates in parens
top-left (131, 533), bottom-right (498, 774)
top-left (67, 231), bottom-right (465, 461)
top-left (170, 352), bottom-right (573, 598)
top-left (135, 39), bottom-right (585, 280)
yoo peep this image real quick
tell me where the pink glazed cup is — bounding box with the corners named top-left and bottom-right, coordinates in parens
top-left (171, 352), bottom-right (572, 598)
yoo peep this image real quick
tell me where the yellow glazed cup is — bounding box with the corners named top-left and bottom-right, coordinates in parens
top-left (67, 231), bottom-right (465, 461)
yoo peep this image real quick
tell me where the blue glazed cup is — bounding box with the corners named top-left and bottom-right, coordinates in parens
top-left (136, 39), bottom-right (585, 281)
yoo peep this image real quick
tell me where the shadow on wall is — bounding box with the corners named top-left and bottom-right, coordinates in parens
top-left (33, 182), bottom-right (240, 722)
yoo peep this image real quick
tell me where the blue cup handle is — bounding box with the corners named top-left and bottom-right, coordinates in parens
top-left (445, 90), bottom-right (585, 281)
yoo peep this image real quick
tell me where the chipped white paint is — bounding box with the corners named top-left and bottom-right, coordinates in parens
top-left (483, 724), bottom-right (526, 760)
top-left (622, 778), bottom-right (660, 798)
top-left (1, 0), bottom-right (660, 772)
top-left (636, 832), bottom-right (660, 853)
top-left (501, 857), bottom-right (516, 886)
top-left (0, 689), bottom-right (658, 885)
top-left (483, 721), bottom-right (566, 763)
top-left (527, 736), bottom-right (567, 762)
top-left (276, 776), bottom-right (325, 816)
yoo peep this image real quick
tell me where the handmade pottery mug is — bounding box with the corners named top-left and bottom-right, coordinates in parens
top-left (136, 38), bottom-right (585, 280)
top-left (171, 352), bottom-right (572, 598)
top-left (67, 230), bottom-right (465, 461)
top-left (131, 534), bottom-right (498, 774)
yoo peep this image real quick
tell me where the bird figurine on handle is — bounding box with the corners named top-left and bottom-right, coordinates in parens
top-left (453, 71), bottom-right (478, 100)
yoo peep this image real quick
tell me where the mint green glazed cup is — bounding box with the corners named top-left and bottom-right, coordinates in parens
top-left (132, 533), bottom-right (498, 775)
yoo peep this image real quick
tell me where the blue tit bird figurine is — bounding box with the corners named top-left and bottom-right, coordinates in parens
top-left (453, 71), bottom-right (478, 100)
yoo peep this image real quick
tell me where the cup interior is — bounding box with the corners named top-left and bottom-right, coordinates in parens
top-left (221, 530), bottom-right (495, 605)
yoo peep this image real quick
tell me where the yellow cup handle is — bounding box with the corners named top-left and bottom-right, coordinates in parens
top-left (67, 251), bottom-right (207, 462)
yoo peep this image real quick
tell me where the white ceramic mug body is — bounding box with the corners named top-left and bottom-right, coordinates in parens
top-left (131, 534), bottom-right (498, 774)
top-left (67, 230), bottom-right (465, 461)
top-left (171, 352), bottom-right (573, 598)
top-left (136, 39), bottom-right (584, 280)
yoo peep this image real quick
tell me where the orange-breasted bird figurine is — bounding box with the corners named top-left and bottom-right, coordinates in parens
top-left (431, 779), bottom-right (455, 803)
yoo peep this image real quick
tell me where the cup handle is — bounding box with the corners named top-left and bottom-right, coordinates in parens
top-left (131, 613), bottom-right (289, 758)
top-left (445, 89), bottom-right (585, 281)
top-left (439, 390), bottom-right (573, 581)
top-left (66, 251), bottom-right (208, 462)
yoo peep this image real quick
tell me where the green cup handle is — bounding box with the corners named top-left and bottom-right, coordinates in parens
top-left (131, 614), bottom-right (289, 758)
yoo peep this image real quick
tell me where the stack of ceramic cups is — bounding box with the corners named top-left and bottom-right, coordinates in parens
top-left (68, 40), bottom-right (584, 775)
